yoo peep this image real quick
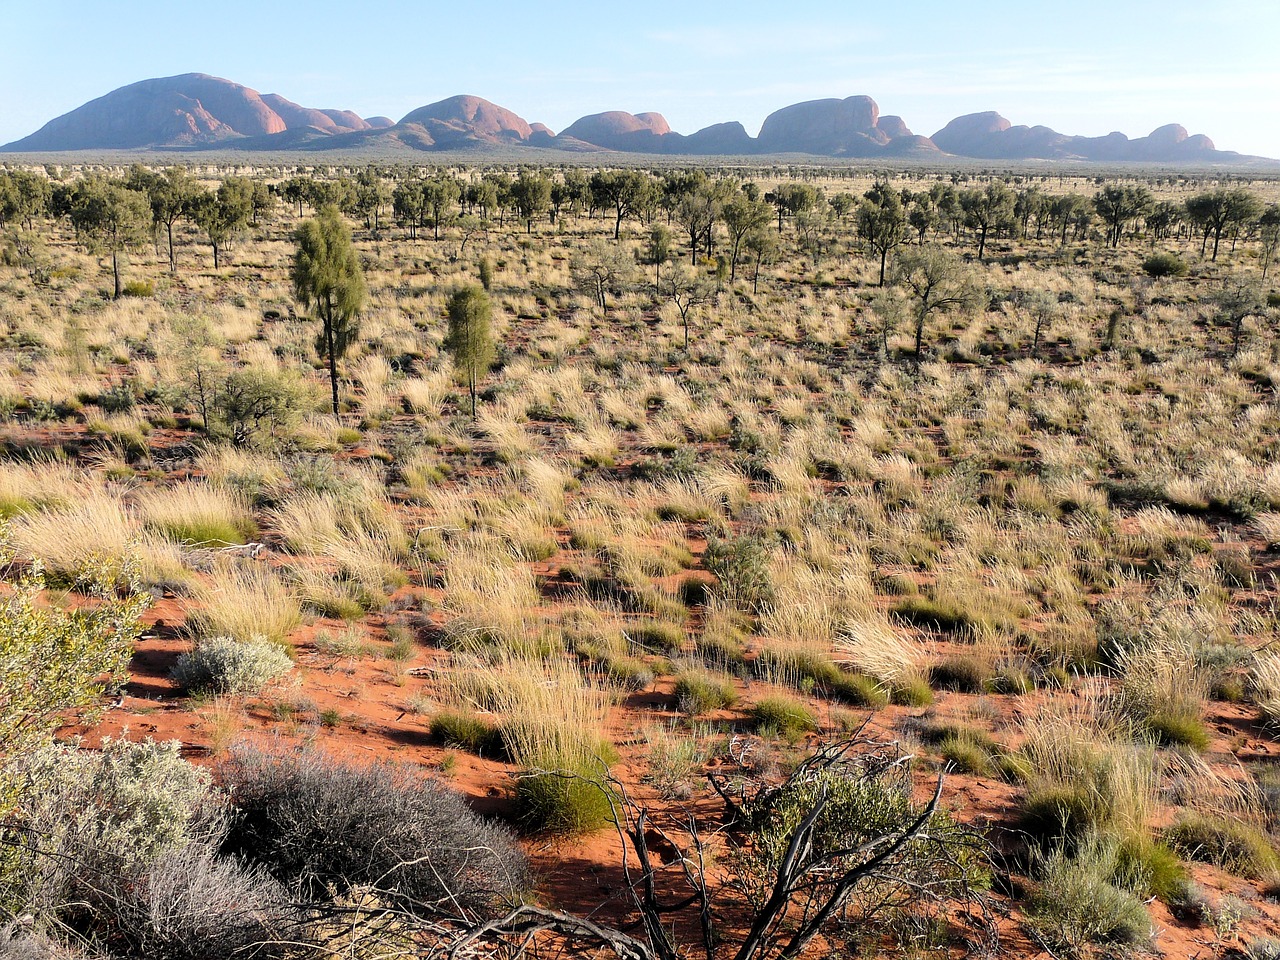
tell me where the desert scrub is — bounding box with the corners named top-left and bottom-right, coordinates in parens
top-left (750, 695), bottom-right (818, 738)
top-left (188, 561), bottom-right (302, 646)
top-left (2, 737), bottom-right (233, 924)
top-left (674, 669), bottom-right (738, 715)
top-left (219, 745), bottom-right (530, 916)
top-left (1164, 813), bottom-right (1280, 879)
top-left (1250, 654), bottom-right (1280, 730)
top-left (171, 635), bottom-right (293, 695)
top-left (1111, 638), bottom-right (1210, 750)
top-left (137, 482), bottom-right (258, 546)
top-left (1017, 708), bottom-right (1156, 851)
top-left (453, 657), bottom-right (617, 834)
top-left (430, 709), bottom-right (505, 757)
top-left (1027, 832), bottom-right (1153, 955)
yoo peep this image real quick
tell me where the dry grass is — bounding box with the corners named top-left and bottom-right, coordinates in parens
top-left (188, 561), bottom-right (302, 646)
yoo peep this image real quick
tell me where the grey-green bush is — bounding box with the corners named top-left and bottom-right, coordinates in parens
top-left (170, 635), bottom-right (293, 695)
top-left (218, 746), bottom-right (530, 918)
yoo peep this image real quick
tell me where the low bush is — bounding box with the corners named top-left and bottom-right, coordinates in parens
top-left (1114, 835), bottom-right (1187, 902)
top-left (513, 764), bottom-right (617, 836)
top-left (674, 670), bottom-right (738, 715)
top-left (1164, 812), bottom-right (1279, 878)
top-left (219, 746), bottom-right (530, 916)
top-left (1141, 252), bottom-right (1189, 279)
top-left (889, 673), bottom-right (935, 707)
top-left (750, 695), bottom-right (818, 737)
top-left (430, 709), bottom-right (505, 757)
top-left (1027, 833), bottom-right (1153, 954)
top-left (928, 653), bottom-right (992, 692)
top-left (171, 635), bottom-right (293, 696)
top-left (4, 738), bottom-right (225, 899)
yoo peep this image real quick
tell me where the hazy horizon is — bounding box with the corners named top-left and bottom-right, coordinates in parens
top-left (4, 0), bottom-right (1277, 158)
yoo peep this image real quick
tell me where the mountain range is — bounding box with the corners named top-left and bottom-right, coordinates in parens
top-left (1, 73), bottom-right (1265, 164)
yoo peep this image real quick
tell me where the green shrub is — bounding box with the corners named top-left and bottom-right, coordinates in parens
top-left (923, 724), bottom-right (1001, 776)
top-left (1021, 782), bottom-right (1106, 848)
top-left (121, 279), bottom-right (155, 297)
top-left (826, 671), bottom-right (889, 708)
top-left (171, 635), bottom-right (293, 696)
top-left (1028, 834), bottom-right (1153, 954)
top-left (1164, 813), bottom-right (1280, 878)
top-left (513, 765), bottom-right (616, 835)
top-left (629, 620), bottom-right (685, 654)
top-left (3, 738), bottom-right (227, 915)
top-left (214, 369), bottom-right (307, 447)
top-left (600, 654), bottom-right (656, 691)
top-left (1141, 252), bottom-right (1188, 279)
top-left (889, 673), bottom-right (935, 707)
top-left (674, 670), bottom-right (737, 715)
top-left (928, 654), bottom-right (992, 692)
top-left (430, 710), bottom-right (505, 757)
top-left (1115, 835), bottom-right (1187, 902)
top-left (1144, 705), bottom-right (1210, 751)
top-left (750, 695), bottom-right (818, 737)
top-left (990, 664), bottom-right (1033, 695)
top-left (705, 534), bottom-right (775, 614)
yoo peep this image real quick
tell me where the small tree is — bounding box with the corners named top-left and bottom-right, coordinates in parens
top-left (856, 181), bottom-right (908, 286)
top-left (663, 266), bottom-right (716, 350)
top-left (960, 182), bottom-right (1015, 259)
top-left (69, 177), bottom-right (151, 299)
top-left (444, 285), bottom-right (496, 418)
top-left (510, 170), bottom-right (552, 234)
top-left (191, 178), bottom-right (253, 269)
top-left (891, 245), bottom-right (975, 360)
top-left (642, 223), bottom-right (673, 292)
top-left (743, 228), bottom-right (778, 295)
top-left (292, 206), bottom-right (367, 417)
top-left (1213, 279), bottom-right (1266, 358)
top-left (1258, 204), bottom-right (1280, 281)
top-left (721, 194), bottom-right (772, 282)
top-left (570, 240), bottom-right (634, 314)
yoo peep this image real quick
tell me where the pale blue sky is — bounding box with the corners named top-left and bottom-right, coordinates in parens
top-left (3, 0), bottom-right (1277, 157)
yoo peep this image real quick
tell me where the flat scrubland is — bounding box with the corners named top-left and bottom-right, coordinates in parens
top-left (2, 162), bottom-right (1280, 960)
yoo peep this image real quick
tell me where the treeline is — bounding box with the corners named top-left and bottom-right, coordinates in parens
top-left (2, 165), bottom-right (1279, 298)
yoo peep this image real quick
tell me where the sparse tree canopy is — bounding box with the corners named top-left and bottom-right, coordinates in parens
top-left (721, 192), bottom-right (772, 282)
top-left (960, 181), bottom-right (1015, 259)
top-left (590, 170), bottom-right (654, 240)
top-left (510, 170), bottom-right (552, 234)
top-left (444, 285), bottom-right (496, 418)
top-left (891, 244), bottom-right (975, 359)
top-left (68, 176), bottom-right (151, 299)
top-left (1185, 187), bottom-right (1264, 261)
top-left (292, 205), bottom-right (367, 416)
top-left (191, 177), bottom-right (253, 269)
top-left (1093, 184), bottom-right (1154, 248)
top-left (856, 180), bottom-right (908, 286)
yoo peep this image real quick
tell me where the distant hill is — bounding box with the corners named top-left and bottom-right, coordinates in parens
top-left (3, 73), bottom-right (1269, 164)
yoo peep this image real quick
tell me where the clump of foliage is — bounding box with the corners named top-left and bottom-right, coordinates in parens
top-left (219, 745), bottom-right (531, 917)
top-left (0, 544), bottom-right (147, 795)
top-left (1141, 252), bottom-right (1188, 278)
top-left (170, 635), bottom-right (293, 696)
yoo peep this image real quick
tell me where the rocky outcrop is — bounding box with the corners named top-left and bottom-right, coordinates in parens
top-left (755, 96), bottom-right (889, 155)
top-left (398, 95), bottom-right (534, 145)
top-left (258, 95), bottom-right (367, 134)
top-left (1, 73), bottom-right (1263, 163)
top-left (932, 112), bottom-right (1223, 162)
top-left (6, 74), bottom-right (290, 150)
top-left (557, 111), bottom-right (671, 151)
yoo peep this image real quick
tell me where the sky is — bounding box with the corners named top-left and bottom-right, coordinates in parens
top-left (2, 0), bottom-right (1278, 157)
